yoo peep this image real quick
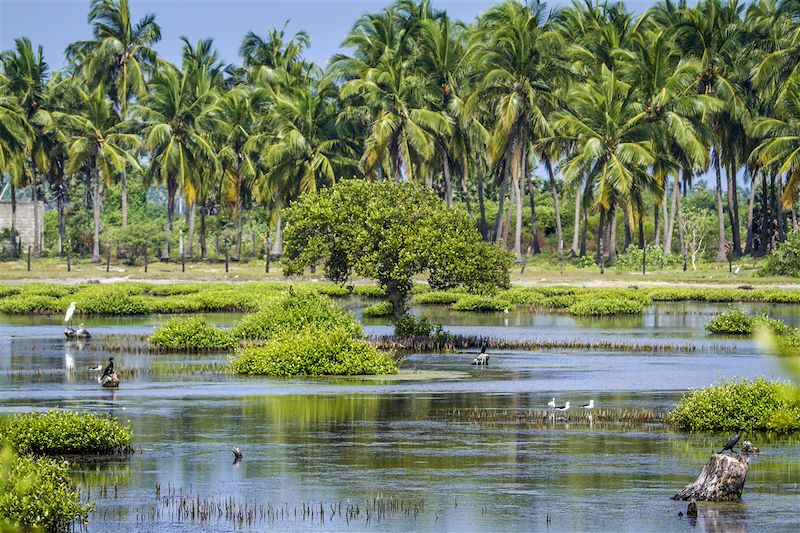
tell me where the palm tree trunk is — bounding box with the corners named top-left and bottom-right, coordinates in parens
top-left (527, 157), bottom-right (540, 255)
top-left (596, 210), bottom-right (606, 272)
top-left (492, 174), bottom-right (507, 243)
top-left (270, 213), bottom-right (283, 256)
top-left (200, 201), bottom-right (208, 261)
top-left (29, 159), bottom-right (40, 257)
top-left (515, 174), bottom-right (524, 259)
top-left (608, 208), bottom-right (618, 262)
top-left (665, 174), bottom-right (680, 254)
top-left (477, 170), bottom-right (487, 240)
top-left (777, 174), bottom-right (786, 242)
top-left (502, 174), bottom-right (515, 250)
top-left (579, 204), bottom-right (587, 257)
top-left (623, 207), bottom-right (632, 250)
top-left (187, 203), bottom-right (196, 259)
top-left (57, 188), bottom-right (65, 257)
top-left (745, 170), bottom-right (758, 255)
top-left (92, 166), bottom-right (102, 264)
top-left (233, 164), bottom-right (243, 261)
top-left (714, 150), bottom-right (727, 261)
top-left (757, 172), bottom-right (769, 256)
top-left (726, 161), bottom-right (741, 255)
top-left (9, 181), bottom-right (17, 259)
top-left (570, 181), bottom-right (582, 257)
top-left (654, 203), bottom-right (661, 247)
top-left (120, 169), bottom-right (128, 227)
top-left (162, 178), bottom-right (177, 261)
top-left (545, 158), bottom-right (562, 259)
top-left (441, 149), bottom-right (452, 208)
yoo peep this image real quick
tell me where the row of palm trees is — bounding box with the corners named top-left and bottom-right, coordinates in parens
top-left (1, 0), bottom-right (800, 265)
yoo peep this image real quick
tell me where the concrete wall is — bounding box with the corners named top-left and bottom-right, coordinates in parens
top-left (0, 201), bottom-right (44, 249)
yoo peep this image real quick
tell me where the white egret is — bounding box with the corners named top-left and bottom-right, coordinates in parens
top-left (547, 398), bottom-right (556, 411)
top-left (64, 302), bottom-right (77, 324)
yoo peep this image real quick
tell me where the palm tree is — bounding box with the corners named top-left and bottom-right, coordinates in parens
top-left (0, 72), bottom-right (30, 256)
top-left (470, 0), bottom-right (568, 258)
top-left (554, 65), bottom-right (658, 271)
top-left (53, 84), bottom-right (139, 262)
top-left (66, 0), bottom-right (161, 227)
top-left (137, 62), bottom-right (219, 261)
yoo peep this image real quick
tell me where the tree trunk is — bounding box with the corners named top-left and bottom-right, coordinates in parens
top-left (714, 150), bottom-right (727, 261)
top-left (665, 174), bottom-right (680, 254)
top-left (527, 160), bottom-right (540, 255)
top-left (502, 173), bottom-right (515, 251)
top-left (92, 166), bottom-right (102, 264)
top-left (745, 170), bottom-right (758, 255)
top-left (579, 204), bottom-right (588, 257)
top-left (386, 279), bottom-right (408, 322)
top-left (29, 159), bottom-right (41, 257)
top-left (477, 170), bottom-right (488, 240)
top-left (120, 169), bottom-right (128, 227)
top-left (515, 175), bottom-right (523, 259)
top-left (492, 173), bottom-right (507, 243)
top-left (233, 163), bottom-right (243, 261)
top-left (596, 210), bottom-right (606, 273)
top-left (187, 203), bottom-right (196, 259)
top-left (623, 207), bottom-right (632, 250)
top-left (162, 178), bottom-right (177, 261)
top-left (757, 172), bottom-right (769, 256)
top-left (9, 181), bottom-right (17, 259)
top-left (638, 217), bottom-right (645, 249)
top-left (441, 149), bottom-right (452, 208)
top-left (570, 181), bottom-right (582, 257)
top-left (200, 201), bottom-right (208, 261)
top-left (777, 174), bottom-right (786, 242)
top-left (726, 161), bottom-right (741, 255)
top-left (270, 213), bottom-right (283, 256)
top-left (672, 453), bottom-right (749, 502)
top-left (57, 188), bottom-right (65, 257)
top-left (654, 203), bottom-right (661, 247)
top-left (608, 208), bottom-right (618, 262)
top-left (545, 158), bottom-right (563, 259)
top-left (661, 191), bottom-right (668, 248)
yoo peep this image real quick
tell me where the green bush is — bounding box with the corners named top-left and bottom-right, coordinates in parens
top-left (0, 448), bottom-right (92, 532)
top-left (499, 287), bottom-right (547, 306)
top-left (19, 283), bottom-right (76, 298)
top-left (760, 231), bottom-right (800, 277)
top-left (413, 290), bottom-right (464, 305)
top-left (150, 316), bottom-right (236, 351)
top-left (313, 284), bottom-right (351, 297)
top-left (567, 296), bottom-right (649, 316)
top-left (0, 286), bottom-right (20, 299)
top-left (614, 244), bottom-right (680, 271)
top-left (363, 301), bottom-right (393, 317)
top-left (0, 410), bottom-right (132, 456)
top-left (229, 327), bottom-right (398, 376)
top-left (394, 315), bottom-right (450, 339)
top-left (451, 295), bottom-right (512, 312)
top-left (706, 308), bottom-right (791, 336)
top-left (68, 285), bottom-right (149, 315)
top-left (542, 294), bottom-right (580, 309)
top-left (352, 285), bottom-right (387, 298)
top-left (0, 294), bottom-right (59, 314)
top-left (231, 290), bottom-right (361, 340)
top-left (669, 378), bottom-right (800, 432)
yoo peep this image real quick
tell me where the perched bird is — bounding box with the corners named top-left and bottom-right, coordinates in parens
top-left (232, 447), bottom-right (243, 460)
top-left (555, 401), bottom-right (570, 413)
top-left (101, 357), bottom-right (115, 379)
top-left (547, 398), bottom-right (556, 411)
top-left (720, 427), bottom-right (744, 453)
top-left (64, 302), bottom-right (77, 324)
top-left (581, 400), bottom-right (595, 410)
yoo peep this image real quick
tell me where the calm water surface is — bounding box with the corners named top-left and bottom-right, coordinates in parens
top-left (1, 302), bottom-right (799, 532)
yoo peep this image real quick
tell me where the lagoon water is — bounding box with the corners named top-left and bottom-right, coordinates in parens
top-left (1, 302), bottom-right (799, 532)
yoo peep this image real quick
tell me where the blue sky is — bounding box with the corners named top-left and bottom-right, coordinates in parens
top-left (1, 0), bottom-right (650, 70)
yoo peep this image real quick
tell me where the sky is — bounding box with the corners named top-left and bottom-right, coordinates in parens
top-left (0, 0), bottom-right (651, 71)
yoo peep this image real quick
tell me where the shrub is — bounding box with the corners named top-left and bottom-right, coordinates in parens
top-left (413, 290), bottom-right (464, 305)
top-left (352, 285), bottom-right (387, 298)
top-left (363, 301), bottom-right (393, 318)
top-left (394, 315), bottom-right (449, 339)
top-left (231, 290), bottom-right (361, 340)
top-left (669, 378), bottom-right (800, 432)
top-left (567, 296), bottom-right (649, 316)
top-left (314, 284), bottom-right (351, 297)
top-left (146, 284), bottom-right (203, 296)
top-left (760, 231), bottom-right (800, 277)
top-left (69, 285), bottom-right (149, 315)
top-left (499, 287), bottom-right (547, 306)
top-left (0, 449), bottom-right (92, 532)
top-left (150, 316), bottom-right (236, 351)
top-left (451, 295), bottom-right (512, 312)
top-left (0, 286), bottom-right (20, 299)
top-left (542, 294), bottom-right (580, 309)
top-left (229, 327), bottom-right (398, 376)
top-left (0, 410), bottom-right (132, 456)
top-left (614, 244), bottom-right (681, 271)
top-left (0, 294), bottom-right (59, 314)
top-left (705, 308), bottom-right (753, 335)
top-left (19, 283), bottom-right (76, 298)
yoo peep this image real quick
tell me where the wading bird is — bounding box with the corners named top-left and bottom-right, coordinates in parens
top-left (555, 402), bottom-right (570, 413)
top-left (547, 398), bottom-right (556, 411)
top-left (581, 400), bottom-right (594, 410)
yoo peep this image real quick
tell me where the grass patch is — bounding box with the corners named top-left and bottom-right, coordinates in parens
top-left (229, 327), bottom-right (398, 377)
top-left (0, 410), bottom-right (132, 456)
top-left (149, 316), bottom-right (236, 351)
top-left (567, 296), bottom-right (648, 316)
top-left (451, 295), bottom-right (512, 312)
top-left (413, 291), bottom-right (464, 305)
top-left (669, 378), bottom-right (800, 432)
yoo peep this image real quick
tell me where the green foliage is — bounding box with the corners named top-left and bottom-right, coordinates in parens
top-left (69, 285), bottom-right (149, 315)
top-left (706, 307), bottom-right (790, 336)
top-left (567, 295), bottom-right (649, 315)
top-left (231, 290), bottom-right (361, 340)
top-left (149, 316), bottom-right (236, 351)
top-left (283, 180), bottom-right (511, 320)
top-left (614, 244), bottom-right (680, 271)
top-left (669, 379), bottom-right (800, 432)
top-left (451, 295), bottom-right (512, 312)
top-left (0, 410), bottom-right (132, 456)
top-left (0, 294), bottom-right (59, 314)
top-left (413, 291), bottom-right (465, 305)
top-left (499, 287), bottom-right (548, 306)
top-left (0, 448), bottom-right (92, 532)
top-left (229, 327), bottom-right (398, 376)
top-left (105, 221), bottom-right (165, 265)
top-left (362, 301), bottom-right (393, 317)
top-left (351, 285), bottom-right (387, 298)
top-left (394, 315), bottom-right (449, 339)
top-left (760, 231), bottom-right (800, 277)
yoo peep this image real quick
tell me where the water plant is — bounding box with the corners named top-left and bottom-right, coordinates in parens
top-left (362, 301), bottom-right (393, 318)
top-left (413, 291), bottom-right (465, 305)
top-left (0, 410), bottom-right (132, 456)
top-left (567, 295), bottom-right (649, 316)
top-left (0, 448), bottom-right (92, 532)
top-left (229, 327), bottom-right (398, 376)
top-left (705, 308), bottom-right (790, 336)
top-left (669, 378), bottom-right (800, 432)
top-left (149, 316), bottom-right (236, 351)
top-left (451, 295), bottom-right (512, 312)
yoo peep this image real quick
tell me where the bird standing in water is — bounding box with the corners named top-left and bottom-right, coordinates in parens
top-left (581, 400), bottom-right (595, 410)
top-left (547, 398), bottom-right (556, 411)
top-left (720, 427), bottom-right (744, 453)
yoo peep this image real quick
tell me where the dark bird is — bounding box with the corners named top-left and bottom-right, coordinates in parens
top-left (232, 447), bottom-right (243, 460)
top-left (480, 341), bottom-right (488, 354)
top-left (101, 357), bottom-right (115, 379)
top-left (720, 427), bottom-right (744, 453)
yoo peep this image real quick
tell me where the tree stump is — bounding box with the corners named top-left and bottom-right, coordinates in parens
top-left (673, 453), bottom-right (749, 502)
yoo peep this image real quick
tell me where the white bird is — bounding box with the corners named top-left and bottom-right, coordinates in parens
top-left (64, 302), bottom-right (77, 324)
top-left (581, 400), bottom-right (594, 410)
top-left (555, 401), bottom-right (570, 412)
top-left (547, 398), bottom-right (556, 410)
top-left (64, 352), bottom-right (75, 372)
top-left (734, 265), bottom-right (741, 275)
top-left (503, 307), bottom-right (509, 315)
top-left (89, 364), bottom-right (103, 372)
